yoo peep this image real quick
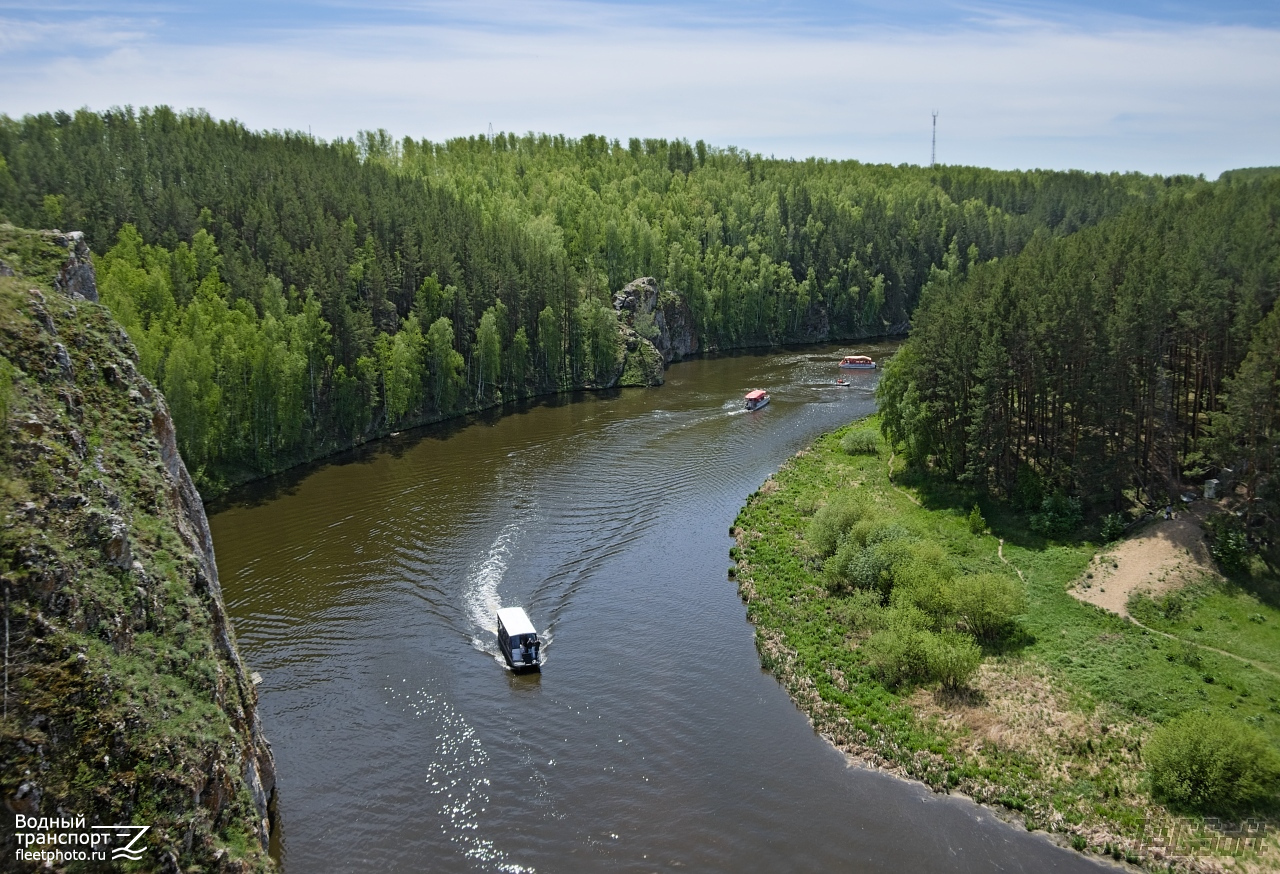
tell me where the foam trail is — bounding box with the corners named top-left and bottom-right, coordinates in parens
top-left (464, 522), bottom-right (522, 654)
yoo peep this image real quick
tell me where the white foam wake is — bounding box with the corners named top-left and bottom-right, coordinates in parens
top-left (464, 522), bottom-right (522, 652)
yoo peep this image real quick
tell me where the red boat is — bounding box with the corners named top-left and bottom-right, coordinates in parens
top-left (744, 389), bottom-right (770, 411)
top-left (838, 355), bottom-right (876, 370)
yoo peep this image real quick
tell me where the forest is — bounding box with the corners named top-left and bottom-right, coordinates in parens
top-left (877, 179), bottom-right (1280, 548)
top-left (0, 106), bottom-right (1200, 490)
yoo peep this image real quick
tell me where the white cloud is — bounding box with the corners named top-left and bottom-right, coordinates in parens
top-left (2, 5), bottom-right (1277, 175)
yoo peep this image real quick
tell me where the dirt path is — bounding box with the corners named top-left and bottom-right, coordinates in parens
top-left (887, 454), bottom-right (1278, 681)
top-left (1063, 514), bottom-right (1280, 681)
top-left (1069, 515), bottom-right (1214, 618)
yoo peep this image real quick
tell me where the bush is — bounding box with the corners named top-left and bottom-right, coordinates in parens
top-left (840, 428), bottom-right (879, 455)
top-left (807, 498), bottom-right (868, 558)
top-left (967, 504), bottom-right (986, 535)
top-left (925, 630), bottom-right (982, 690)
top-left (1100, 512), bottom-right (1126, 542)
top-left (1206, 515), bottom-right (1251, 574)
top-left (891, 542), bottom-right (955, 624)
top-left (1013, 464), bottom-right (1045, 511)
top-left (862, 610), bottom-right (983, 690)
top-left (824, 526), bottom-right (914, 595)
top-left (827, 589), bottom-right (885, 631)
top-left (862, 614), bottom-right (933, 686)
top-left (951, 573), bottom-right (1025, 642)
top-left (1146, 713), bottom-right (1280, 810)
top-left (1029, 492), bottom-right (1083, 538)
top-left (0, 354), bottom-right (14, 426)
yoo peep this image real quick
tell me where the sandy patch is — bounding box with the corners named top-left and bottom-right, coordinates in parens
top-left (1069, 515), bottom-right (1219, 618)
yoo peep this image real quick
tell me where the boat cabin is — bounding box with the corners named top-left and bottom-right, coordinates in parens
top-left (839, 355), bottom-right (876, 369)
top-left (497, 607), bottom-right (541, 671)
top-left (744, 389), bottom-right (770, 411)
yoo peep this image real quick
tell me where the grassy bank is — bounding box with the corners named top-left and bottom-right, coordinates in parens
top-left (731, 415), bottom-right (1280, 871)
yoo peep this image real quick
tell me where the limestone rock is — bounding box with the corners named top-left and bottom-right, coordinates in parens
top-left (103, 516), bottom-right (133, 569)
top-left (52, 230), bottom-right (99, 302)
top-left (53, 341), bottom-right (74, 378)
top-left (613, 276), bottom-right (699, 364)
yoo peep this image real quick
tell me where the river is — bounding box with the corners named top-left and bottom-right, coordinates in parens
top-left (211, 342), bottom-right (1108, 873)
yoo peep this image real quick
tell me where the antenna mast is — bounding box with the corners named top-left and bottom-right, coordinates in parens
top-left (931, 111), bottom-right (938, 167)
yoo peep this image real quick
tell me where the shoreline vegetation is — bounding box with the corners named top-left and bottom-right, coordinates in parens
top-left (732, 415), bottom-right (1279, 872)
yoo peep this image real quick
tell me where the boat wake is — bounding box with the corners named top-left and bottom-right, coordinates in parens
top-left (463, 519), bottom-right (550, 665)
top-left (464, 522), bottom-right (520, 657)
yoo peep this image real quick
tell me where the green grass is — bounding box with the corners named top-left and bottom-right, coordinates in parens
top-left (733, 414), bottom-right (1280, 868)
top-left (1130, 580), bottom-right (1280, 678)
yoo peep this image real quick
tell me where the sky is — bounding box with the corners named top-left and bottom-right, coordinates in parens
top-left (1, 1), bottom-right (1277, 176)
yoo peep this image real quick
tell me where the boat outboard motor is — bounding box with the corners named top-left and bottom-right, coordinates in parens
top-left (524, 635), bottom-right (540, 665)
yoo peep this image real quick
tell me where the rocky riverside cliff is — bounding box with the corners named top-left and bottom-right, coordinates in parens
top-left (612, 276), bottom-right (699, 387)
top-left (0, 226), bottom-right (276, 872)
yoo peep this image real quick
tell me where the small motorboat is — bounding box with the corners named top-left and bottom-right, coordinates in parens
top-left (497, 607), bottom-right (541, 671)
top-left (834, 377), bottom-right (851, 387)
top-left (838, 355), bottom-right (876, 369)
top-left (744, 389), bottom-right (770, 411)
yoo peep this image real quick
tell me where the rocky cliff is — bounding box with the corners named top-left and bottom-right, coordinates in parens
top-left (612, 277), bottom-right (699, 387)
top-left (0, 225), bottom-right (276, 872)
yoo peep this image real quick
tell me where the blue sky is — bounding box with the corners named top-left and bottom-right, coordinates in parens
top-left (2, 1), bottom-right (1277, 175)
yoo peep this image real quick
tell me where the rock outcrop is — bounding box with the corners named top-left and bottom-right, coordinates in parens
top-left (0, 226), bottom-right (276, 871)
top-left (50, 231), bottom-right (99, 303)
top-left (613, 277), bottom-right (699, 365)
top-left (611, 277), bottom-right (699, 387)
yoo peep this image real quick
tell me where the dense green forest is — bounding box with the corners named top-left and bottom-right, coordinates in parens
top-left (0, 107), bottom-right (1194, 489)
top-left (877, 179), bottom-right (1280, 547)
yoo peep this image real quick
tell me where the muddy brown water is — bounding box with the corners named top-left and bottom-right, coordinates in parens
top-left (211, 342), bottom-right (1109, 873)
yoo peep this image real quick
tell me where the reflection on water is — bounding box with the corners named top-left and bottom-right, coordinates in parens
top-left (212, 342), bottom-right (1107, 873)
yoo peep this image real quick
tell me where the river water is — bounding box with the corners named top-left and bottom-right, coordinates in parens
top-left (211, 342), bottom-right (1106, 873)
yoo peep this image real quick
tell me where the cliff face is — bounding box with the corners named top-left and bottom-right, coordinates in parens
top-left (612, 277), bottom-right (700, 387)
top-left (0, 225), bottom-right (276, 872)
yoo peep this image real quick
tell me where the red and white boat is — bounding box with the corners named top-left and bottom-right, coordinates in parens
top-left (838, 355), bottom-right (876, 370)
top-left (744, 389), bottom-right (770, 411)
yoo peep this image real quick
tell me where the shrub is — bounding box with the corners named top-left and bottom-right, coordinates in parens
top-left (1146, 713), bottom-right (1280, 810)
top-left (925, 630), bottom-right (982, 690)
top-left (827, 589), bottom-right (885, 631)
top-left (862, 615), bottom-right (933, 686)
top-left (1030, 492), bottom-right (1083, 538)
top-left (1013, 464), bottom-right (1045, 511)
top-left (891, 542), bottom-right (955, 625)
top-left (0, 354), bottom-right (14, 426)
top-left (951, 573), bottom-right (1025, 642)
top-left (967, 503), bottom-right (986, 535)
top-left (1206, 516), bottom-right (1251, 574)
top-left (840, 428), bottom-right (879, 455)
top-left (824, 527), bottom-right (914, 595)
top-left (1101, 512), bottom-right (1126, 542)
top-left (806, 497), bottom-right (868, 557)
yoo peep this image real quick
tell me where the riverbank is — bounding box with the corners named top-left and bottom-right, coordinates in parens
top-left (197, 323), bottom-right (908, 502)
top-left (731, 416), bottom-right (1280, 872)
